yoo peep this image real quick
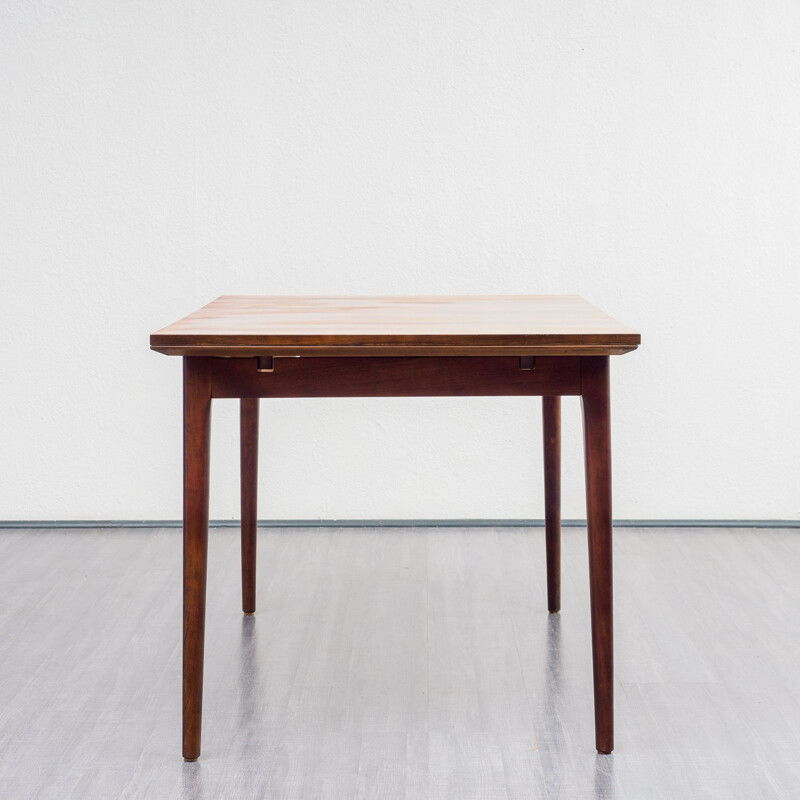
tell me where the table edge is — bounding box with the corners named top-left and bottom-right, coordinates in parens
top-left (150, 338), bottom-right (640, 357)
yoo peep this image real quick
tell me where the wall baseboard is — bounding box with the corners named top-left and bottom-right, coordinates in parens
top-left (0, 519), bottom-right (798, 529)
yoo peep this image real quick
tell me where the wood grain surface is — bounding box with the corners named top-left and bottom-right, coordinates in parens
top-left (151, 296), bottom-right (640, 357)
top-left (581, 356), bottom-right (614, 754)
top-left (182, 357), bottom-right (212, 762)
top-left (542, 396), bottom-right (561, 614)
top-left (239, 399), bottom-right (259, 616)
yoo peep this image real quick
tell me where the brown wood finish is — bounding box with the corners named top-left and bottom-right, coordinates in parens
top-left (240, 399), bottom-right (259, 615)
top-left (154, 343), bottom-right (635, 357)
top-left (542, 396), bottom-right (561, 614)
top-left (209, 355), bottom-right (581, 399)
top-left (157, 297), bottom-right (637, 759)
top-left (151, 295), bottom-right (640, 357)
top-left (581, 355), bottom-right (614, 754)
top-left (182, 357), bottom-right (212, 762)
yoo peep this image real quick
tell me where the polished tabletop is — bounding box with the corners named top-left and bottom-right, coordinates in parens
top-left (150, 295), bottom-right (640, 357)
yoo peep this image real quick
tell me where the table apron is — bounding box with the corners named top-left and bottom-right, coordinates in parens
top-left (204, 355), bottom-right (582, 399)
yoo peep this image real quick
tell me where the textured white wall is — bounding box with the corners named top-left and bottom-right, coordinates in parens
top-left (2, 1), bottom-right (799, 521)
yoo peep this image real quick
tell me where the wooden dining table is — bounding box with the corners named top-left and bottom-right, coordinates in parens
top-left (150, 295), bottom-right (640, 760)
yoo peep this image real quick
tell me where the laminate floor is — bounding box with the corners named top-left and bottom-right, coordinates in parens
top-left (0, 526), bottom-right (798, 799)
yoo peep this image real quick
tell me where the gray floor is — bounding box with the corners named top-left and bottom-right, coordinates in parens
top-left (1, 527), bottom-right (799, 799)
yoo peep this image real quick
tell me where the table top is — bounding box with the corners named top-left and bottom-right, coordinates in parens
top-left (150, 295), bottom-right (640, 357)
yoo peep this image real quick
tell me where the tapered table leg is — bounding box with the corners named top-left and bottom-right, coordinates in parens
top-left (240, 398), bottom-right (259, 615)
top-left (542, 396), bottom-right (561, 613)
top-left (183, 357), bottom-right (212, 761)
top-left (581, 356), bottom-right (614, 754)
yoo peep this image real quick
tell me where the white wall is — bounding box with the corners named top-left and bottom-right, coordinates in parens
top-left (2, 1), bottom-right (799, 522)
